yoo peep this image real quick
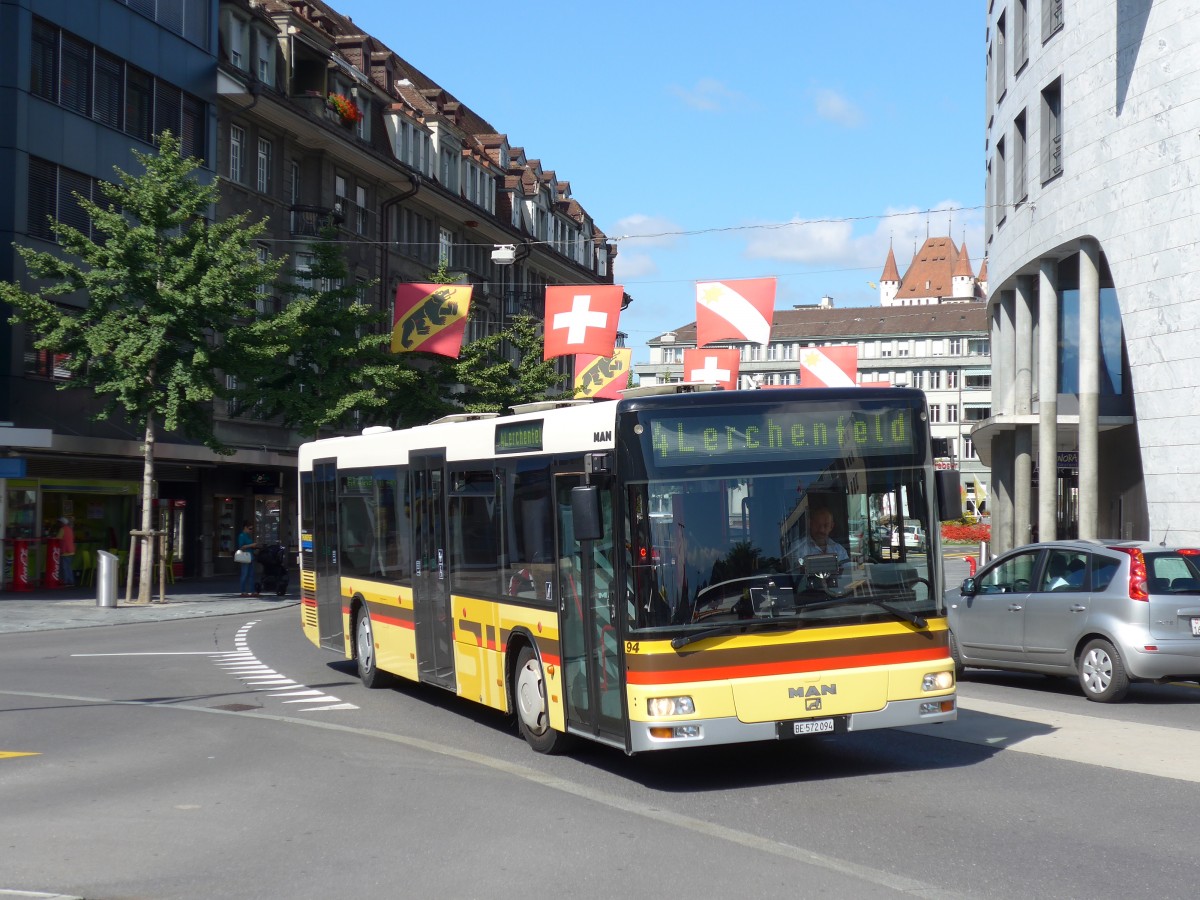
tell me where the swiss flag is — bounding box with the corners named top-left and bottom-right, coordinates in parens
top-left (695, 278), bottom-right (776, 347)
top-left (543, 285), bottom-right (624, 360)
top-left (683, 348), bottom-right (740, 391)
top-left (799, 346), bottom-right (858, 387)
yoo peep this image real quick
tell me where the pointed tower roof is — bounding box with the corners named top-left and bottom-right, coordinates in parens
top-left (953, 242), bottom-right (974, 278)
top-left (977, 256), bottom-right (988, 282)
top-left (881, 245), bottom-right (901, 282)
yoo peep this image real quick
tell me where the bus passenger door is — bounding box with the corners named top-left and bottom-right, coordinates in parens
top-left (411, 453), bottom-right (455, 689)
top-left (310, 460), bottom-right (343, 651)
top-left (555, 473), bottom-right (625, 745)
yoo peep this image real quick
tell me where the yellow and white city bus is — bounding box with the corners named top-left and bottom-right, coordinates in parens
top-left (298, 385), bottom-right (961, 754)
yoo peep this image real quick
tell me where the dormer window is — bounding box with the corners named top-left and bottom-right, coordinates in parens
top-left (221, 10), bottom-right (249, 70)
top-left (254, 30), bottom-right (275, 85)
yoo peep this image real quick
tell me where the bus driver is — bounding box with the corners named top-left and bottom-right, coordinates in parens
top-left (793, 506), bottom-right (849, 565)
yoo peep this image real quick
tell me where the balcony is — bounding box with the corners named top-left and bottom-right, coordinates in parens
top-left (289, 205), bottom-right (342, 237)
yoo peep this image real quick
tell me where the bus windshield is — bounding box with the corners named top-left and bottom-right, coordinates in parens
top-left (626, 468), bottom-right (935, 633)
top-left (621, 396), bottom-right (937, 634)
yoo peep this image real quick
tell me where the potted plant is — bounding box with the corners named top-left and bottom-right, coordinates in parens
top-left (326, 92), bottom-right (363, 127)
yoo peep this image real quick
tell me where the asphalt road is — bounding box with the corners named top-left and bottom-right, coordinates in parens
top-left (2, 579), bottom-right (1199, 900)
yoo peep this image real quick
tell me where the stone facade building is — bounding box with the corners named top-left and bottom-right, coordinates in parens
top-left (978, 0), bottom-right (1197, 551)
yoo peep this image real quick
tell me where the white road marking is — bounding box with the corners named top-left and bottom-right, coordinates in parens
top-left (219, 622), bottom-right (357, 711)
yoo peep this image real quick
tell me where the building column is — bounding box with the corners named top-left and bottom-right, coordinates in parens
top-left (1038, 257), bottom-right (1059, 540)
top-left (990, 297), bottom-right (1015, 553)
top-left (1077, 239), bottom-right (1101, 539)
top-left (1012, 279), bottom-right (1034, 544)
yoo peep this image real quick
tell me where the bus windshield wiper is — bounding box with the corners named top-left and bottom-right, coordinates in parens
top-left (795, 596), bottom-right (928, 628)
top-left (670, 618), bottom-right (802, 650)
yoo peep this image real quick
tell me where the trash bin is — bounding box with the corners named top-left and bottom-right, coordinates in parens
top-left (96, 550), bottom-right (118, 608)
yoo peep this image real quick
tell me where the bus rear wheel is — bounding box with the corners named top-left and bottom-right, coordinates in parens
top-left (355, 606), bottom-right (389, 689)
top-left (514, 646), bottom-right (565, 754)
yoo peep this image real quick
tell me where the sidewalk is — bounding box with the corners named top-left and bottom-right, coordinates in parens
top-left (0, 576), bottom-right (299, 634)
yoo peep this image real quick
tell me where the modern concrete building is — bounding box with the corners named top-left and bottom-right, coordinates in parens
top-left (634, 239), bottom-right (993, 514)
top-left (977, 0), bottom-right (1197, 551)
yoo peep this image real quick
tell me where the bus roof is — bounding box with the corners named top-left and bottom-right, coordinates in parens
top-left (298, 398), bottom-right (621, 469)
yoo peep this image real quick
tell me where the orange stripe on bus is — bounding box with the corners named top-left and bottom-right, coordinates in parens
top-left (624, 646), bottom-right (948, 685)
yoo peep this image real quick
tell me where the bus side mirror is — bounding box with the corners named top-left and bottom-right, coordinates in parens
top-left (571, 486), bottom-right (603, 542)
top-left (935, 469), bottom-right (961, 521)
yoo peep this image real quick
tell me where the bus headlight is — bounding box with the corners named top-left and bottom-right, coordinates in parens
top-left (647, 696), bottom-right (695, 717)
top-left (922, 671), bottom-right (954, 691)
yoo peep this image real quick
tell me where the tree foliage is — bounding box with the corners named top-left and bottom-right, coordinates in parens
top-left (453, 313), bottom-right (573, 413)
top-left (228, 231), bottom-right (420, 436)
top-left (1, 132), bottom-right (280, 447)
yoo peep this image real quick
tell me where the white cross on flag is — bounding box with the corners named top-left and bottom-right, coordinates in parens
top-left (695, 277), bottom-right (776, 347)
top-left (683, 348), bottom-right (740, 391)
top-left (799, 346), bottom-right (858, 388)
top-left (543, 285), bottom-right (624, 360)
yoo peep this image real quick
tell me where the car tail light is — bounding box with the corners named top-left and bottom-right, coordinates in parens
top-left (1178, 548), bottom-right (1200, 556)
top-left (1108, 546), bottom-right (1149, 601)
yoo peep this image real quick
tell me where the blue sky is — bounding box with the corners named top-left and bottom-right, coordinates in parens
top-left (345, 1), bottom-right (986, 361)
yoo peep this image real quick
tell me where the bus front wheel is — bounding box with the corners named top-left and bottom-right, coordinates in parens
top-left (355, 606), bottom-right (389, 689)
top-left (514, 646), bottom-right (564, 754)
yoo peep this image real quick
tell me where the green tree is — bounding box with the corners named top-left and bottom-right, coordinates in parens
top-left (0, 132), bottom-right (281, 603)
top-left (229, 231), bottom-right (420, 436)
top-left (454, 313), bottom-right (574, 413)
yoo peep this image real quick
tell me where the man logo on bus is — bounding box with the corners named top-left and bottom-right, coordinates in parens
top-left (788, 684), bottom-right (836, 699)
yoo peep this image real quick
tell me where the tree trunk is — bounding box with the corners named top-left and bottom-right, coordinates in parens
top-left (138, 417), bottom-right (156, 604)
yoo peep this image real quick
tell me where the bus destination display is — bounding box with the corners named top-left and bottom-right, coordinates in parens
top-left (645, 407), bottom-right (915, 467)
top-left (495, 419), bottom-right (544, 454)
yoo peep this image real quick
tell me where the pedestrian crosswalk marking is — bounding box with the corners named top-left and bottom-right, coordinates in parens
top-left (215, 621), bottom-right (358, 712)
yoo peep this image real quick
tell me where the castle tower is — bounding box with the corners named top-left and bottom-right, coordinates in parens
top-left (952, 241), bottom-right (975, 300)
top-left (879, 244), bottom-right (901, 306)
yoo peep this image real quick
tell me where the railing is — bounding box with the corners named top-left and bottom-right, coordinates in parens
top-left (289, 205), bottom-right (341, 237)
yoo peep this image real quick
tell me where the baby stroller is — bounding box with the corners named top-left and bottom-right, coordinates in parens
top-left (255, 543), bottom-right (290, 596)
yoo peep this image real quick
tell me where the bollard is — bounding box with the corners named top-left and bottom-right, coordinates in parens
top-left (978, 540), bottom-right (990, 567)
top-left (96, 550), bottom-right (118, 608)
top-left (967, 556), bottom-right (977, 576)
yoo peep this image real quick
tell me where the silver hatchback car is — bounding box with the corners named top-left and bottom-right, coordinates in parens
top-left (947, 540), bottom-right (1200, 702)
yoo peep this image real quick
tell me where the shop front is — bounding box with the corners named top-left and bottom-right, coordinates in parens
top-left (3, 477), bottom-right (140, 590)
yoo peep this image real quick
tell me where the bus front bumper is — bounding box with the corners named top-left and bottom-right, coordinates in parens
top-left (628, 695), bottom-right (957, 753)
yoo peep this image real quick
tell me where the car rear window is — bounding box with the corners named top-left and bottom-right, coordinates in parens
top-left (1143, 552), bottom-right (1200, 594)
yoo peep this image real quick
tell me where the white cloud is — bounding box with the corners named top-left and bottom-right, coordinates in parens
top-left (613, 252), bottom-right (659, 280)
top-left (812, 88), bottom-right (864, 128)
top-left (743, 202), bottom-right (985, 273)
top-left (667, 78), bottom-right (744, 113)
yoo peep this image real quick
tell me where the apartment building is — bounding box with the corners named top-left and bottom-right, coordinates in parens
top-left (0, 0), bottom-right (615, 582)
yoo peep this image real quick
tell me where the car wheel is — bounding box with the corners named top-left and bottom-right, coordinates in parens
top-left (1078, 638), bottom-right (1130, 702)
top-left (948, 630), bottom-right (964, 679)
top-left (355, 606), bottom-right (390, 689)
top-left (513, 646), bottom-right (566, 754)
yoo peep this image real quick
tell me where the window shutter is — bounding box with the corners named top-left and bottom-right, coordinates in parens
top-left (27, 157), bottom-right (58, 240)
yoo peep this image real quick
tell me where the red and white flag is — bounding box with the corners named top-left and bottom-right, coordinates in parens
top-left (799, 346), bottom-right (858, 387)
top-left (695, 278), bottom-right (775, 347)
top-left (682, 348), bottom-right (740, 391)
top-left (543, 285), bottom-right (623, 360)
